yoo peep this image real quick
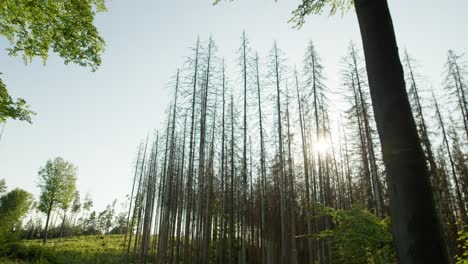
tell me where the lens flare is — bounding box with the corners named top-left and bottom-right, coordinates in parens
top-left (315, 140), bottom-right (329, 155)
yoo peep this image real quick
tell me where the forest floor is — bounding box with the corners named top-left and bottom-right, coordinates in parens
top-left (0, 235), bottom-right (126, 263)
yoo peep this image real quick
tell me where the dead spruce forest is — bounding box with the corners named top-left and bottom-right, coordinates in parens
top-left (2, 31), bottom-right (468, 263)
top-left (111, 34), bottom-right (468, 263)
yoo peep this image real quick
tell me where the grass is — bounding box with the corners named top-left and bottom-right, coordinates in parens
top-left (1, 235), bottom-right (127, 264)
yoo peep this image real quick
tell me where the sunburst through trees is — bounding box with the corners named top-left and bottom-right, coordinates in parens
top-left (121, 34), bottom-right (468, 264)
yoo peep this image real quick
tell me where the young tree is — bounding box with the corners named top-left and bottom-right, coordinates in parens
top-left (82, 193), bottom-right (94, 226)
top-left (70, 191), bottom-right (81, 229)
top-left (0, 188), bottom-right (33, 244)
top-left (317, 206), bottom-right (395, 264)
top-left (37, 157), bottom-right (77, 244)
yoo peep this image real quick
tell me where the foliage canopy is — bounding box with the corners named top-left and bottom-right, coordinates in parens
top-left (213, 0), bottom-right (353, 28)
top-left (0, 0), bottom-right (107, 123)
top-left (289, 0), bottom-right (354, 28)
top-left (0, 78), bottom-right (35, 123)
top-left (0, 0), bottom-right (106, 69)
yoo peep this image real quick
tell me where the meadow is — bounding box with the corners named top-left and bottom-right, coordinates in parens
top-left (1, 235), bottom-right (126, 264)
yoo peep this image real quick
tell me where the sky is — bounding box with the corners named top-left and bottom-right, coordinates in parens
top-left (0, 0), bottom-right (467, 212)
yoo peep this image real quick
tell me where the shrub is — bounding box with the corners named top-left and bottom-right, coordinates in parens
top-left (0, 188), bottom-right (34, 245)
top-left (314, 205), bottom-right (396, 264)
top-left (456, 227), bottom-right (468, 264)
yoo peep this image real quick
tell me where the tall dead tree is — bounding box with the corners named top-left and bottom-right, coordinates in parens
top-left (183, 38), bottom-right (200, 264)
top-left (433, 95), bottom-right (468, 224)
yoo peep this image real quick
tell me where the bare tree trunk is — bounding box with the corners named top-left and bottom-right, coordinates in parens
top-left (218, 60), bottom-right (227, 264)
top-left (404, 51), bottom-right (456, 263)
top-left (229, 94), bottom-right (236, 264)
top-left (350, 45), bottom-right (384, 216)
top-left (194, 36), bottom-right (213, 263)
top-left (285, 85), bottom-right (298, 264)
top-left (295, 70), bottom-right (314, 263)
top-left (354, 0), bottom-right (448, 262)
top-left (183, 38), bottom-right (200, 264)
top-left (123, 145), bottom-right (143, 255)
top-left (272, 42), bottom-right (288, 262)
top-left (240, 31), bottom-right (248, 264)
top-left (255, 53), bottom-right (268, 264)
top-left (43, 206), bottom-right (53, 244)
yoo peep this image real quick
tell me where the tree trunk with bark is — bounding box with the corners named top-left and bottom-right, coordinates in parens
top-left (354, 0), bottom-right (448, 262)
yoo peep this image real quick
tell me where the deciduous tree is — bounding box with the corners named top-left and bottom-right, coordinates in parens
top-left (37, 157), bottom-right (77, 244)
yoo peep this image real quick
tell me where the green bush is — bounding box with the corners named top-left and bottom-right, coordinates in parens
top-left (0, 188), bottom-right (34, 245)
top-left (456, 227), bottom-right (468, 264)
top-left (315, 206), bottom-right (396, 264)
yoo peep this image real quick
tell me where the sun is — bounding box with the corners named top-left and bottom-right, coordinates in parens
top-left (315, 140), bottom-right (329, 155)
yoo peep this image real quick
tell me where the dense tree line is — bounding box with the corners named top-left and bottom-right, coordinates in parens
top-left (122, 34), bottom-right (468, 263)
top-left (0, 158), bottom-right (130, 246)
top-left (19, 192), bottom-right (129, 242)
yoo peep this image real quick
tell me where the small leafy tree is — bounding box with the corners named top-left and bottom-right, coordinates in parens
top-left (70, 191), bottom-right (81, 229)
top-left (111, 211), bottom-right (128, 235)
top-left (81, 193), bottom-right (93, 226)
top-left (316, 206), bottom-right (396, 264)
top-left (37, 157), bottom-right (77, 244)
top-left (0, 188), bottom-right (33, 244)
top-left (83, 211), bottom-right (100, 235)
top-left (96, 199), bottom-right (117, 234)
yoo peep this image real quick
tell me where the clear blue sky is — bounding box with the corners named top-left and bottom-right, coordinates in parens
top-left (1, 0), bottom-right (467, 211)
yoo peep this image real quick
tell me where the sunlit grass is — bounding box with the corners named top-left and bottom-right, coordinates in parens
top-left (3, 235), bottom-right (127, 264)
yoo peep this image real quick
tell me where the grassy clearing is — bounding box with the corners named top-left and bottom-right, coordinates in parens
top-left (1, 235), bottom-right (126, 264)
